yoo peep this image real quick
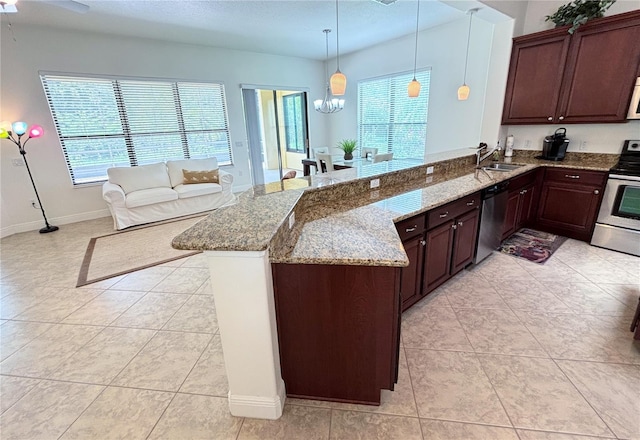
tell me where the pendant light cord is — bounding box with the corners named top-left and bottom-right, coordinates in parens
top-left (335, 0), bottom-right (341, 72)
top-left (324, 29), bottom-right (330, 82)
top-left (462, 10), bottom-right (474, 84)
top-left (412, 0), bottom-right (420, 80)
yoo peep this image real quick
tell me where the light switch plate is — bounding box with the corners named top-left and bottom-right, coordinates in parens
top-left (370, 179), bottom-right (380, 189)
top-left (288, 212), bottom-right (295, 229)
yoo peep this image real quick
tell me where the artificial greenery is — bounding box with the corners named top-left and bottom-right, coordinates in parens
top-left (545, 0), bottom-right (616, 34)
top-left (337, 139), bottom-right (357, 154)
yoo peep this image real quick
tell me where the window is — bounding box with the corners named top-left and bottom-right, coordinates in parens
top-left (357, 69), bottom-right (430, 159)
top-left (40, 74), bottom-right (233, 185)
top-left (282, 92), bottom-right (307, 153)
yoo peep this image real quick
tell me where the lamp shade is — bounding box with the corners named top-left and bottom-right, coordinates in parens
top-left (0, 129), bottom-right (8, 139)
top-left (0, 121), bottom-right (11, 132)
top-left (457, 84), bottom-right (470, 101)
top-left (408, 79), bottom-right (421, 98)
top-left (28, 125), bottom-right (44, 138)
top-left (12, 121), bottom-right (28, 136)
top-left (330, 71), bottom-right (347, 96)
top-left (3, 0), bottom-right (18, 5)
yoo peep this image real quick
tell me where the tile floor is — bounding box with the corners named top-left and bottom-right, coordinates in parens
top-left (1, 217), bottom-right (639, 440)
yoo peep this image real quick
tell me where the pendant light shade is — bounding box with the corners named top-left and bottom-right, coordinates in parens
top-left (458, 8), bottom-right (478, 101)
top-left (330, 0), bottom-right (347, 96)
top-left (315, 29), bottom-right (344, 114)
top-left (408, 0), bottom-right (421, 98)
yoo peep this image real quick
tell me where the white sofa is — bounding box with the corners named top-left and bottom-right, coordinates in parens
top-left (102, 157), bottom-right (234, 230)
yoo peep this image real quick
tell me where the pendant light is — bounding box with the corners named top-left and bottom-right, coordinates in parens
top-left (329, 0), bottom-right (347, 96)
top-left (408, 0), bottom-right (421, 98)
top-left (314, 29), bottom-right (345, 114)
top-left (458, 8), bottom-right (478, 101)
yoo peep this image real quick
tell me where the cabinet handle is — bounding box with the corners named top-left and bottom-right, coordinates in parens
top-left (405, 226), bottom-right (417, 233)
top-left (519, 189), bottom-right (526, 195)
top-left (565, 174), bottom-right (580, 179)
top-left (466, 200), bottom-right (475, 206)
top-left (594, 190), bottom-right (599, 195)
top-left (458, 221), bottom-right (464, 227)
top-left (559, 116), bottom-right (565, 120)
top-left (439, 211), bottom-right (449, 218)
top-left (452, 224), bottom-right (457, 230)
top-left (420, 240), bottom-right (426, 246)
top-left (547, 117), bottom-right (553, 121)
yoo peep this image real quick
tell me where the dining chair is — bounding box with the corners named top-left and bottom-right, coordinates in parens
top-left (373, 152), bottom-right (394, 163)
top-left (361, 147), bottom-right (379, 159)
top-left (311, 147), bottom-right (329, 158)
top-left (315, 153), bottom-right (334, 173)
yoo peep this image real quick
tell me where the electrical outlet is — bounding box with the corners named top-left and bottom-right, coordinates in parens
top-left (426, 166), bottom-right (434, 175)
top-left (579, 141), bottom-right (587, 151)
top-left (370, 178), bottom-right (380, 189)
top-left (11, 158), bottom-right (24, 167)
top-left (524, 140), bottom-right (531, 149)
top-left (370, 190), bottom-right (380, 200)
top-left (288, 211), bottom-right (295, 229)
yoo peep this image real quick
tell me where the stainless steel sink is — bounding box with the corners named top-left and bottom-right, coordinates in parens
top-left (481, 163), bottom-right (524, 172)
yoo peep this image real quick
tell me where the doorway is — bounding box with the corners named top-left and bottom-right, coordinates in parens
top-left (242, 87), bottom-right (309, 185)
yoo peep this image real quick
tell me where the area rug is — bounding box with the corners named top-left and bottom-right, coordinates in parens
top-left (77, 215), bottom-right (206, 287)
top-left (500, 228), bottom-right (568, 264)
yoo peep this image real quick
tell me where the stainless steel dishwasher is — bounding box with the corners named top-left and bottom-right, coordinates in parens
top-left (474, 181), bottom-right (509, 264)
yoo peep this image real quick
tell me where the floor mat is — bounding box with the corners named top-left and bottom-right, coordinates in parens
top-left (500, 228), bottom-right (568, 264)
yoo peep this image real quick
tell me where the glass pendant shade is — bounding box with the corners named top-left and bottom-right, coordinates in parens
top-left (408, 79), bottom-right (421, 98)
top-left (457, 84), bottom-right (470, 100)
top-left (28, 125), bottom-right (44, 138)
top-left (0, 129), bottom-right (8, 139)
top-left (12, 121), bottom-right (28, 135)
top-left (330, 71), bottom-right (346, 96)
top-left (0, 121), bottom-right (11, 132)
top-left (3, 0), bottom-right (18, 5)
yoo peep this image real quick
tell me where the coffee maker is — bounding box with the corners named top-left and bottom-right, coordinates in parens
top-left (537, 128), bottom-right (570, 161)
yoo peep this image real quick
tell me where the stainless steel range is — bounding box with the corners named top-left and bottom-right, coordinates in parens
top-left (591, 140), bottom-right (640, 256)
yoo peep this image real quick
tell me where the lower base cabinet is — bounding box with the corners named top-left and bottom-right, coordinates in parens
top-left (271, 263), bottom-right (401, 405)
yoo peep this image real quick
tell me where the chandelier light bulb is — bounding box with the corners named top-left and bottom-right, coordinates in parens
top-left (28, 125), bottom-right (44, 138)
top-left (12, 121), bottom-right (28, 136)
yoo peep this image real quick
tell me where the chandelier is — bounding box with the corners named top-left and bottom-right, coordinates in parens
top-left (314, 29), bottom-right (344, 114)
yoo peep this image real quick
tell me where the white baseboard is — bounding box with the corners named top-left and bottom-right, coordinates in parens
top-left (1, 209), bottom-right (111, 238)
top-left (227, 380), bottom-right (286, 419)
top-left (233, 184), bottom-right (252, 193)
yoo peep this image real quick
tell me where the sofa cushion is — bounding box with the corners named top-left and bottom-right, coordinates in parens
top-left (167, 158), bottom-right (219, 188)
top-left (108, 163), bottom-right (171, 194)
top-left (125, 187), bottom-right (178, 208)
top-left (173, 183), bottom-right (223, 199)
top-left (182, 169), bottom-right (219, 184)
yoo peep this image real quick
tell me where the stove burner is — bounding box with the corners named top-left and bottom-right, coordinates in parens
top-left (611, 140), bottom-right (640, 177)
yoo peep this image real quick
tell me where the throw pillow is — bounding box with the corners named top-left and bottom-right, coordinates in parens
top-left (182, 169), bottom-right (219, 184)
top-left (282, 170), bottom-right (297, 180)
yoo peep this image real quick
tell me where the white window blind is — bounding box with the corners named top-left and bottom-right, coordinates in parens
top-left (357, 69), bottom-right (430, 159)
top-left (40, 74), bottom-right (232, 185)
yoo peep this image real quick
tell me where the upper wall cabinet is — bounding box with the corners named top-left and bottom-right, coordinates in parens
top-left (502, 10), bottom-right (640, 125)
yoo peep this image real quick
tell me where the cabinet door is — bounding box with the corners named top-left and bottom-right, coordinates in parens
top-left (423, 221), bottom-right (454, 294)
top-left (502, 30), bottom-right (571, 124)
top-left (400, 235), bottom-right (425, 311)
top-left (517, 183), bottom-right (537, 229)
top-left (451, 209), bottom-right (480, 276)
top-left (502, 190), bottom-right (521, 240)
top-left (536, 182), bottom-right (602, 241)
top-left (558, 13), bottom-right (640, 123)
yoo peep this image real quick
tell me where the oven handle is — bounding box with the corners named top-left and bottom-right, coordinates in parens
top-left (609, 174), bottom-right (640, 182)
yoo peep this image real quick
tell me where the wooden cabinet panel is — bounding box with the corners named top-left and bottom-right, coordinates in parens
top-left (451, 209), bottom-right (480, 275)
top-left (502, 190), bottom-right (520, 240)
top-left (518, 183), bottom-right (537, 228)
top-left (427, 193), bottom-right (480, 229)
top-left (396, 215), bottom-right (426, 242)
top-left (423, 220), bottom-right (454, 293)
top-left (399, 234), bottom-right (425, 311)
top-left (544, 168), bottom-right (606, 186)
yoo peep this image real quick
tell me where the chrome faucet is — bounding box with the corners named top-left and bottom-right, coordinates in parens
top-left (476, 142), bottom-right (500, 167)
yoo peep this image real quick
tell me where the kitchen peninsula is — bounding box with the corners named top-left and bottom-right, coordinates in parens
top-left (172, 150), bottom-right (618, 420)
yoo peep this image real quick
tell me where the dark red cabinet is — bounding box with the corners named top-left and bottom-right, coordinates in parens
top-left (451, 209), bottom-right (480, 275)
top-left (399, 234), bottom-right (425, 310)
top-left (423, 220), bottom-right (454, 293)
top-left (502, 170), bottom-right (542, 240)
top-left (502, 10), bottom-right (640, 125)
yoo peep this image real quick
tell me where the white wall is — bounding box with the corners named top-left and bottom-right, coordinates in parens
top-left (0, 24), bottom-right (327, 236)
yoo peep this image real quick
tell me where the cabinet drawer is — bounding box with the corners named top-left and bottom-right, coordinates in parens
top-left (396, 214), bottom-right (426, 241)
top-left (544, 168), bottom-right (606, 186)
top-left (427, 192), bottom-right (480, 229)
top-left (508, 169), bottom-right (538, 193)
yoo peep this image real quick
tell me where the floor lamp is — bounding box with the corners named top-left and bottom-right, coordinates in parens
top-left (1, 121), bottom-right (59, 233)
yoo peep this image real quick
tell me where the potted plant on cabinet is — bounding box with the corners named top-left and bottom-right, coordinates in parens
top-left (338, 139), bottom-right (357, 161)
top-left (545, 0), bottom-right (616, 34)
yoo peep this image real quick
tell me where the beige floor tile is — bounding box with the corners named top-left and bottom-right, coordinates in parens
top-left (14, 288), bottom-right (103, 322)
top-left (111, 292), bottom-right (189, 329)
top-left (475, 253), bottom-right (539, 282)
top-left (517, 430), bottom-right (615, 439)
top-left (63, 289), bottom-right (146, 325)
top-left (516, 258), bottom-right (589, 284)
top-left (163, 294), bottom-right (218, 333)
top-left (420, 419), bottom-right (519, 439)
top-left (544, 282), bottom-right (635, 316)
top-left (151, 267), bottom-right (209, 294)
top-left (556, 360), bottom-right (640, 439)
top-left (180, 333), bottom-right (228, 397)
top-left (0, 324), bottom-right (104, 378)
top-left (0, 380), bottom-right (104, 440)
top-left (238, 404), bottom-right (331, 440)
top-left (112, 330), bottom-right (211, 391)
top-left (329, 410), bottom-right (422, 440)
top-left (0, 286), bottom-right (61, 319)
top-left (77, 275), bottom-right (126, 290)
top-left (405, 349), bottom-right (510, 426)
top-left (49, 327), bottom-right (156, 384)
top-left (148, 393), bottom-right (242, 440)
top-left (110, 266), bottom-right (176, 291)
top-left (455, 308), bottom-right (548, 357)
top-left (445, 285), bottom-right (511, 309)
top-left (60, 387), bottom-right (174, 440)
top-left (598, 283), bottom-right (640, 309)
top-left (478, 354), bottom-right (613, 437)
top-left (0, 376), bottom-right (40, 413)
top-left (0, 320), bottom-right (53, 361)
top-left (180, 253), bottom-right (208, 268)
top-left (492, 281), bottom-right (572, 313)
top-left (402, 305), bottom-right (472, 351)
top-left (194, 278), bottom-right (213, 295)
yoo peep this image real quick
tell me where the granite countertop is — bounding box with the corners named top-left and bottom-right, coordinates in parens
top-left (172, 150), bottom-right (618, 267)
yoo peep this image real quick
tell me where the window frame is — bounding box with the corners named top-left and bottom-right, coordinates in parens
top-left (282, 92), bottom-right (307, 154)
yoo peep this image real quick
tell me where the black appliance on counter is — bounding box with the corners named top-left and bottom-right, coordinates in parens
top-left (537, 128), bottom-right (570, 161)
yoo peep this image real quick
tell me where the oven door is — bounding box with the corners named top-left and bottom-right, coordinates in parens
top-left (596, 174), bottom-right (640, 229)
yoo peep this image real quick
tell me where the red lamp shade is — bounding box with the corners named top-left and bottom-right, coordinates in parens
top-left (28, 125), bottom-right (44, 139)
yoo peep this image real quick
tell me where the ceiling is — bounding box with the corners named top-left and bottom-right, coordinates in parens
top-left (2, 0), bottom-right (476, 60)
